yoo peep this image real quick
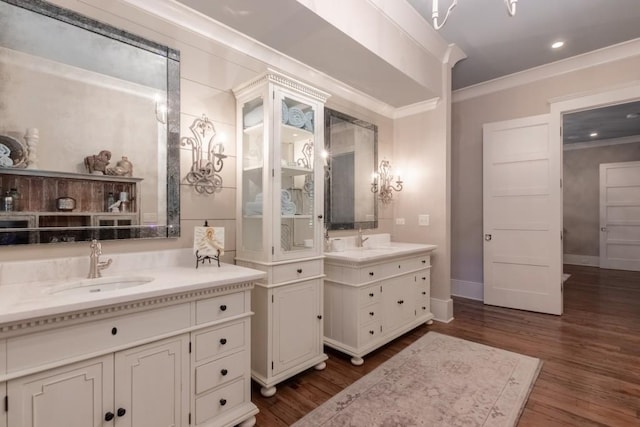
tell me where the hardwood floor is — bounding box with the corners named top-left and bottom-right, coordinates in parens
top-left (251, 264), bottom-right (640, 426)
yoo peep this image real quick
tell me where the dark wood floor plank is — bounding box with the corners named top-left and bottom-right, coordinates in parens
top-left (251, 264), bottom-right (640, 426)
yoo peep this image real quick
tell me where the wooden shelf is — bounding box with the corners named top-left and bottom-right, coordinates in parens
top-left (0, 168), bottom-right (142, 183)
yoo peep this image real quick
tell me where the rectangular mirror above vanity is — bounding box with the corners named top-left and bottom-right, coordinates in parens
top-left (0, 0), bottom-right (180, 245)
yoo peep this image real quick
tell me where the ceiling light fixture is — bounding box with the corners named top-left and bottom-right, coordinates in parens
top-left (432, 0), bottom-right (517, 30)
top-left (627, 113), bottom-right (640, 119)
top-left (551, 41), bottom-right (564, 49)
top-left (590, 132), bottom-right (598, 137)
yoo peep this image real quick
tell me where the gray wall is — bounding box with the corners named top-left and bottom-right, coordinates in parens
top-left (563, 141), bottom-right (640, 257)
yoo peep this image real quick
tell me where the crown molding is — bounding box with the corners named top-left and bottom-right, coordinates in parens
top-left (394, 97), bottom-right (440, 119)
top-left (563, 135), bottom-right (640, 151)
top-left (453, 38), bottom-right (640, 103)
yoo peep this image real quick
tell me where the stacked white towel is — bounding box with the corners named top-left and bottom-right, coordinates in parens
top-left (281, 189), bottom-right (297, 215)
top-left (245, 192), bottom-right (263, 215)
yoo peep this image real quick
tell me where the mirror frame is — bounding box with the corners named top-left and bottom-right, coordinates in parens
top-left (324, 108), bottom-right (378, 230)
top-left (1, 0), bottom-right (180, 242)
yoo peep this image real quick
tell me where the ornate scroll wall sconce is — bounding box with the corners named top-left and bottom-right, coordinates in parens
top-left (371, 159), bottom-right (403, 204)
top-left (181, 114), bottom-right (227, 194)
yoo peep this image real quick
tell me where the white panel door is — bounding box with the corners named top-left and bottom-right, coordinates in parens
top-left (600, 161), bottom-right (640, 271)
top-left (483, 114), bottom-right (563, 315)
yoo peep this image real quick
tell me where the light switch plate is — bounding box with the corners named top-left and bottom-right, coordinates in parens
top-left (419, 214), bottom-right (430, 226)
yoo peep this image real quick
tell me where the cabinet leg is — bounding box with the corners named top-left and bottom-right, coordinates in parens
top-left (314, 361), bottom-right (327, 370)
top-left (238, 416), bottom-right (257, 427)
top-left (427, 319), bottom-right (434, 325)
top-left (260, 385), bottom-right (277, 397)
top-left (350, 356), bottom-right (364, 366)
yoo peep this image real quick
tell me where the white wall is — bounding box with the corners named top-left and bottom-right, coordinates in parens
top-left (451, 54), bottom-right (640, 293)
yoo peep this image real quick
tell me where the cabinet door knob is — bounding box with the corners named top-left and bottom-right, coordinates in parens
top-left (369, 312), bottom-right (374, 316)
top-left (111, 327), bottom-right (118, 335)
top-left (220, 338), bottom-right (227, 345)
top-left (369, 271), bottom-right (374, 276)
top-left (220, 304), bottom-right (227, 311)
top-left (369, 292), bottom-right (374, 297)
top-left (220, 398), bottom-right (227, 406)
top-left (422, 306), bottom-right (427, 310)
top-left (369, 330), bottom-right (374, 335)
top-left (105, 412), bottom-right (115, 421)
top-left (397, 300), bottom-right (404, 304)
top-left (422, 277), bottom-right (426, 280)
top-left (422, 291), bottom-right (426, 295)
top-left (297, 268), bottom-right (303, 274)
top-left (317, 315), bottom-right (322, 319)
top-left (422, 260), bottom-right (426, 264)
top-left (221, 369), bottom-right (228, 376)
top-left (117, 408), bottom-right (126, 417)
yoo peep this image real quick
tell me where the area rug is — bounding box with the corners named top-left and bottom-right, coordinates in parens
top-left (293, 332), bottom-right (542, 427)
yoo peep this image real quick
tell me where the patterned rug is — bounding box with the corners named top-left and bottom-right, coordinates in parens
top-left (293, 332), bottom-right (542, 427)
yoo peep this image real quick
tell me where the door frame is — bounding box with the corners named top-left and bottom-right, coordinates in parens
top-left (550, 82), bottom-right (640, 270)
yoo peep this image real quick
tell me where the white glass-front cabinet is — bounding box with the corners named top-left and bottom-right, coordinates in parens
top-left (234, 70), bottom-right (330, 397)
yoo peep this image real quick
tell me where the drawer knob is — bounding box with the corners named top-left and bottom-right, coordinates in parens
top-left (422, 260), bottom-right (426, 264)
top-left (422, 277), bottom-right (426, 280)
top-left (221, 369), bottom-right (228, 376)
top-left (369, 312), bottom-right (374, 316)
top-left (297, 268), bottom-right (303, 274)
top-left (369, 330), bottom-right (374, 335)
top-left (220, 338), bottom-right (227, 345)
top-left (105, 412), bottom-right (115, 422)
top-left (111, 327), bottom-right (118, 336)
top-left (317, 315), bottom-right (322, 319)
top-left (422, 306), bottom-right (427, 310)
top-left (369, 292), bottom-right (374, 297)
top-left (117, 408), bottom-right (126, 417)
top-left (369, 271), bottom-right (374, 276)
top-left (220, 398), bottom-right (227, 406)
top-left (220, 304), bottom-right (227, 311)
top-left (422, 291), bottom-right (427, 295)
top-left (397, 300), bottom-right (404, 305)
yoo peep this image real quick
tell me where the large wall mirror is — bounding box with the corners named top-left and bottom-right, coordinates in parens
top-left (0, 0), bottom-right (180, 245)
top-left (324, 108), bottom-right (377, 230)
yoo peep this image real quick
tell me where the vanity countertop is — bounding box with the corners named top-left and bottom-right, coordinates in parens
top-left (324, 242), bottom-right (437, 265)
top-left (0, 262), bottom-right (265, 326)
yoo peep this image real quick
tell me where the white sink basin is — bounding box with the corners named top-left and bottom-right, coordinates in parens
top-left (49, 276), bottom-right (154, 296)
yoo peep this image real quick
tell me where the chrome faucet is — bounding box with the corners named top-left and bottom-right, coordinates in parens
top-left (88, 239), bottom-right (112, 279)
top-left (356, 228), bottom-right (369, 248)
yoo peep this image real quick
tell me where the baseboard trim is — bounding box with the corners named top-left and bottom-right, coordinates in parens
top-left (564, 254), bottom-right (600, 267)
top-left (451, 279), bottom-right (484, 301)
top-left (430, 298), bottom-right (454, 323)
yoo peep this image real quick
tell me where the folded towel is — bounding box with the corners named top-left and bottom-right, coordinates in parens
top-left (243, 105), bottom-right (263, 128)
top-left (281, 189), bottom-right (291, 202)
top-left (282, 101), bottom-right (289, 124)
top-left (303, 111), bottom-right (314, 132)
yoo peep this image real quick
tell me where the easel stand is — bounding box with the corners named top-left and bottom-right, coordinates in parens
top-left (195, 249), bottom-right (220, 268)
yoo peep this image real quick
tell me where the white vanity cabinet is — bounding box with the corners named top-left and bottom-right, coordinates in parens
top-left (234, 70), bottom-right (330, 397)
top-left (0, 276), bottom-right (259, 427)
top-left (324, 247), bottom-right (435, 365)
top-left (8, 335), bottom-right (188, 427)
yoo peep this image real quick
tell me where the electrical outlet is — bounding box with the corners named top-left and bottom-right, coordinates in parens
top-left (419, 214), bottom-right (430, 226)
top-left (395, 218), bottom-right (405, 225)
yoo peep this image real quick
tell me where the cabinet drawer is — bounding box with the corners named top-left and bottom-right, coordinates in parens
top-left (196, 291), bottom-right (246, 324)
top-left (7, 303), bottom-right (190, 373)
top-left (358, 303), bottom-right (380, 326)
top-left (359, 321), bottom-right (382, 347)
top-left (358, 284), bottom-right (381, 307)
top-left (387, 255), bottom-right (431, 276)
top-left (272, 260), bottom-right (322, 283)
top-left (193, 320), bottom-right (246, 362)
top-left (195, 350), bottom-right (246, 394)
top-left (194, 377), bottom-right (245, 425)
top-left (359, 263), bottom-right (392, 282)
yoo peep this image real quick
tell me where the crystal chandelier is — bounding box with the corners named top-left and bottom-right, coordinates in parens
top-left (432, 0), bottom-right (518, 30)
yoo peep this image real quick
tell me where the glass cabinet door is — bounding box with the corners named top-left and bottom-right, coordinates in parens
top-left (240, 96), bottom-right (265, 254)
top-left (277, 94), bottom-right (316, 257)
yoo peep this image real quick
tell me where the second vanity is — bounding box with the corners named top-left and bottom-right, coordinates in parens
top-left (323, 235), bottom-right (437, 365)
top-left (0, 249), bottom-right (265, 427)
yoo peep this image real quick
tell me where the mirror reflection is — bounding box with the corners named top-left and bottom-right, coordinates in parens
top-left (324, 108), bottom-right (377, 230)
top-left (0, 0), bottom-right (180, 245)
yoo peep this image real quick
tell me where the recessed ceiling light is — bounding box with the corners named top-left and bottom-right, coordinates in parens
top-left (627, 112), bottom-right (640, 119)
top-left (567, 135), bottom-right (579, 140)
top-left (551, 41), bottom-right (565, 49)
top-left (590, 132), bottom-right (598, 137)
